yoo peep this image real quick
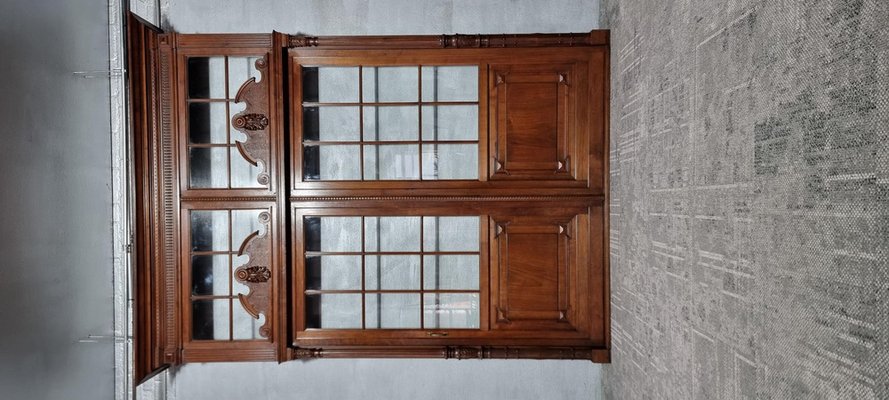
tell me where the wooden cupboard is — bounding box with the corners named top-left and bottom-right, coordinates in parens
top-left (128, 12), bottom-right (610, 384)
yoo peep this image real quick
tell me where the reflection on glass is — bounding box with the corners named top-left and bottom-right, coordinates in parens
top-left (191, 255), bottom-right (230, 296)
top-left (187, 57), bottom-right (226, 99)
top-left (228, 56), bottom-right (263, 99)
top-left (302, 67), bottom-right (360, 103)
top-left (304, 217), bottom-right (362, 252)
top-left (423, 293), bottom-right (479, 329)
top-left (192, 299), bottom-right (230, 340)
top-left (364, 216), bottom-right (421, 251)
top-left (421, 105), bottom-right (477, 141)
top-left (190, 210), bottom-right (229, 251)
top-left (422, 217), bottom-right (479, 252)
top-left (231, 209), bottom-right (265, 246)
top-left (421, 66), bottom-right (478, 102)
top-left (305, 255), bottom-right (362, 290)
top-left (189, 147), bottom-right (228, 188)
top-left (303, 145), bottom-right (361, 181)
top-left (303, 106), bottom-right (360, 141)
top-left (230, 147), bottom-right (263, 188)
top-left (423, 255), bottom-right (479, 290)
top-left (233, 308), bottom-right (265, 340)
top-left (363, 106), bottom-right (419, 141)
top-left (422, 144), bottom-right (477, 180)
top-left (366, 293), bottom-right (421, 329)
top-left (305, 294), bottom-right (362, 329)
top-left (188, 102), bottom-right (228, 143)
top-left (363, 66), bottom-right (418, 103)
top-left (365, 255), bottom-right (421, 290)
top-left (363, 144), bottom-right (419, 180)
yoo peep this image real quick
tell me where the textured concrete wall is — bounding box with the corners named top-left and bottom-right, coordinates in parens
top-left (159, 1), bottom-right (603, 400)
top-left (0, 0), bottom-right (115, 399)
top-left (601, 0), bottom-right (888, 399)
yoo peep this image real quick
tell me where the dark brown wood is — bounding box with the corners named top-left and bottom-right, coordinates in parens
top-left (288, 31), bottom-right (608, 49)
top-left (130, 28), bottom-right (610, 378)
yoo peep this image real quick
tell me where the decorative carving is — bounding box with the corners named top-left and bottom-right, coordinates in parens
top-left (233, 211), bottom-right (273, 338)
top-left (231, 57), bottom-right (271, 187)
top-left (555, 156), bottom-right (570, 173)
top-left (286, 32), bottom-right (607, 49)
top-left (233, 113), bottom-right (269, 131)
top-left (293, 347), bottom-right (323, 359)
top-left (236, 266), bottom-right (270, 283)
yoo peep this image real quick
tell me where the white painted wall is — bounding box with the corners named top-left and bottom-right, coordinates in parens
top-left (149, 1), bottom-right (603, 399)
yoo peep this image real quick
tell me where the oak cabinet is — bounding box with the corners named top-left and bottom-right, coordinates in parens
top-left (128, 12), bottom-right (610, 383)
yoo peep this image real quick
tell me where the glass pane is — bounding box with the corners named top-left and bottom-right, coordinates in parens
top-left (305, 294), bottom-right (362, 329)
top-left (421, 105), bottom-right (478, 141)
top-left (422, 144), bottom-right (478, 180)
top-left (364, 216), bottom-right (421, 251)
top-left (423, 216), bottom-right (479, 251)
top-left (232, 307), bottom-right (265, 340)
top-left (303, 106), bottom-right (360, 141)
top-left (362, 66), bottom-right (418, 103)
top-left (188, 57), bottom-right (226, 99)
top-left (229, 101), bottom-right (247, 143)
top-left (423, 293), bottom-right (479, 329)
top-left (302, 67), bottom-right (359, 103)
top-left (305, 255), bottom-right (362, 290)
top-left (363, 106), bottom-right (419, 141)
top-left (232, 254), bottom-right (250, 295)
top-left (189, 147), bottom-right (228, 188)
top-left (303, 145), bottom-right (361, 181)
top-left (230, 147), bottom-right (265, 188)
top-left (190, 210), bottom-right (229, 252)
top-left (191, 255), bottom-right (230, 296)
top-left (423, 255), bottom-right (479, 290)
top-left (421, 66), bottom-right (478, 102)
top-left (304, 217), bottom-right (362, 252)
top-left (365, 293), bottom-right (421, 329)
top-left (363, 144), bottom-right (419, 180)
top-left (192, 299), bottom-right (230, 340)
top-left (188, 102), bottom-right (228, 143)
top-left (232, 209), bottom-right (265, 247)
top-left (365, 255), bottom-right (420, 290)
top-left (228, 56), bottom-right (263, 99)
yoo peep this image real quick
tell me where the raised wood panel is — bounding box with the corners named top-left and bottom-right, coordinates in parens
top-left (490, 64), bottom-right (579, 180)
top-left (492, 214), bottom-right (586, 334)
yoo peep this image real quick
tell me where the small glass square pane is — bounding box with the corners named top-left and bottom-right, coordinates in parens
top-left (191, 255), bottom-right (230, 296)
top-left (365, 293), bottom-right (421, 329)
top-left (192, 299), bottom-right (231, 340)
top-left (232, 254), bottom-right (251, 296)
top-left (188, 102), bottom-right (228, 143)
top-left (365, 255), bottom-right (420, 290)
top-left (362, 66), bottom-right (418, 103)
top-left (303, 145), bottom-right (361, 181)
top-left (302, 67), bottom-right (360, 103)
top-left (363, 106), bottom-right (419, 141)
top-left (189, 147), bottom-right (229, 188)
top-left (422, 144), bottom-right (478, 180)
top-left (232, 209), bottom-right (266, 247)
top-left (305, 255), bottom-right (362, 290)
top-left (364, 216), bottom-right (421, 251)
top-left (423, 293), bottom-right (479, 329)
top-left (230, 147), bottom-right (265, 188)
top-left (188, 57), bottom-right (226, 99)
top-left (363, 144), bottom-right (419, 180)
top-left (232, 307), bottom-right (265, 340)
top-left (421, 105), bottom-right (478, 141)
top-left (304, 217), bottom-right (362, 252)
top-left (228, 56), bottom-right (263, 99)
top-left (303, 106), bottom-right (360, 142)
top-left (305, 294), bottom-right (362, 329)
top-left (423, 216), bottom-right (479, 251)
top-left (423, 255), bottom-right (479, 290)
top-left (190, 210), bottom-right (229, 252)
top-left (421, 66), bottom-right (478, 102)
